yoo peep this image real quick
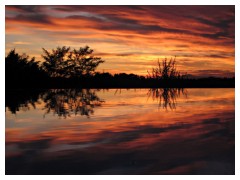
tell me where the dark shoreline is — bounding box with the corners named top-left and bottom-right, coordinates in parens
top-left (5, 86), bottom-right (235, 90)
top-left (6, 78), bottom-right (235, 89)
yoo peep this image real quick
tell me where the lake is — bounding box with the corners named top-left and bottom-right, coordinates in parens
top-left (5, 88), bottom-right (235, 175)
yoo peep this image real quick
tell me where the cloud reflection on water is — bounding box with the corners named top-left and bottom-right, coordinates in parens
top-left (5, 88), bottom-right (234, 174)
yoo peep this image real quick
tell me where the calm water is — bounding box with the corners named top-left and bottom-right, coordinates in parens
top-left (5, 88), bottom-right (235, 175)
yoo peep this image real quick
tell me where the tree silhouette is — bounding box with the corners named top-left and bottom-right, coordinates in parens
top-left (41, 46), bottom-right (104, 78)
top-left (5, 49), bottom-right (46, 87)
top-left (41, 46), bottom-right (70, 77)
top-left (147, 57), bottom-right (187, 80)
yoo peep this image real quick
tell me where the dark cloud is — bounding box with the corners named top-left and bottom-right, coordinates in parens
top-left (171, 49), bottom-right (185, 52)
top-left (6, 5), bottom-right (235, 41)
top-left (51, 5), bottom-right (87, 12)
top-left (175, 45), bottom-right (189, 48)
top-left (178, 60), bottom-right (213, 68)
top-left (206, 54), bottom-right (233, 58)
top-left (177, 52), bottom-right (234, 59)
top-left (6, 5), bottom-right (45, 13)
top-left (51, 5), bottom-right (145, 13)
top-left (194, 70), bottom-right (235, 78)
top-left (190, 16), bottom-right (234, 31)
top-left (95, 52), bottom-right (136, 57)
top-left (66, 13), bottom-right (194, 35)
top-left (7, 14), bottom-right (52, 24)
top-left (185, 7), bottom-right (234, 40)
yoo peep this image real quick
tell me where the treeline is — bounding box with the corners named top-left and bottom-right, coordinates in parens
top-left (5, 46), bottom-right (234, 88)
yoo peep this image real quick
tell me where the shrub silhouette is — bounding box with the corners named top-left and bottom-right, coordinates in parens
top-left (41, 46), bottom-right (104, 78)
top-left (147, 57), bottom-right (186, 80)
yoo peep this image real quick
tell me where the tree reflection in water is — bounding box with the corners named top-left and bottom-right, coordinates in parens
top-left (41, 89), bottom-right (104, 118)
top-left (6, 88), bottom-right (187, 117)
top-left (6, 90), bottom-right (43, 114)
top-left (147, 88), bottom-right (187, 110)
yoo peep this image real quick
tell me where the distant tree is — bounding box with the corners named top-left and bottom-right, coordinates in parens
top-left (147, 57), bottom-right (185, 80)
top-left (94, 72), bottom-right (113, 79)
top-left (41, 46), bottom-right (104, 78)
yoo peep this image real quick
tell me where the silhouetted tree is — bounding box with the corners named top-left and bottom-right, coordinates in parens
top-left (41, 46), bottom-right (104, 78)
top-left (5, 49), bottom-right (46, 87)
top-left (147, 57), bottom-right (186, 80)
top-left (41, 46), bottom-right (70, 77)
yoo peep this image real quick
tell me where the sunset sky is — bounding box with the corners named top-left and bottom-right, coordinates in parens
top-left (5, 5), bottom-right (235, 77)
